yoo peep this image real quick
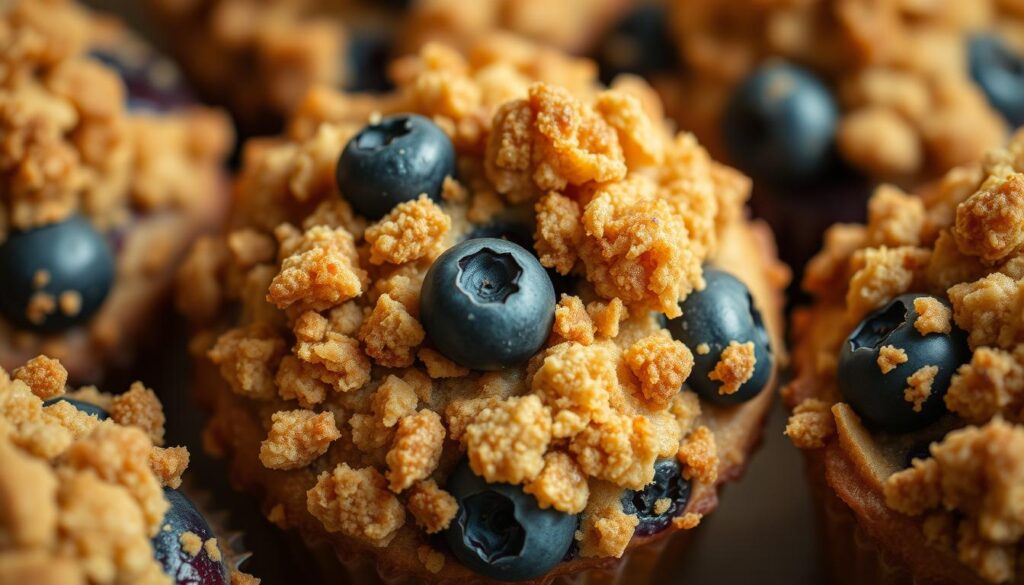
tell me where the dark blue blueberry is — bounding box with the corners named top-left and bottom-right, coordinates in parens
top-left (42, 397), bottom-right (109, 420)
top-left (596, 5), bottom-right (678, 84)
top-left (0, 216), bottom-right (114, 332)
top-left (621, 459), bottom-right (692, 537)
top-left (154, 488), bottom-right (230, 585)
top-left (666, 269), bottom-right (773, 405)
top-left (336, 114), bottom-right (456, 220)
top-left (420, 238), bottom-right (555, 370)
top-left (465, 220), bottom-right (577, 297)
top-left (838, 294), bottom-right (970, 433)
top-left (444, 460), bottom-right (577, 581)
top-left (90, 49), bottom-right (193, 112)
top-left (968, 35), bottom-right (1024, 127)
top-left (723, 63), bottom-right (839, 185)
top-left (345, 29), bottom-right (395, 93)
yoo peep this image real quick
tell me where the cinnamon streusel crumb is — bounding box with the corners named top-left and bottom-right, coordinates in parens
top-left (878, 345), bottom-right (909, 374)
top-left (523, 451), bottom-right (590, 514)
top-left (12, 356), bottom-right (66, 400)
top-left (407, 480), bottom-right (458, 534)
top-left (307, 463), bottom-right (405, 547)
top-left (708, 341), bottom-right (756, 396)
top-left (914, 297), bottom-right (953, 335)
top-left (785, 399), bottom-right (836, 449)
top-left (623, 334), bottom-right (693, 406)
top-left (385, 410), bottom-right (445, 493)
top-left (553, 295), bottom-right (595, 345)
top-left (110, 383), bottom-right (166, 446)
top-left (259, 410), bottom-right (340, 470)
top-left (678, 425), bottom-right (718, 485)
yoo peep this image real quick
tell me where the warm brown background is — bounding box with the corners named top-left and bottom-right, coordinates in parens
top-left (85, 0), bottom-right (825, 581)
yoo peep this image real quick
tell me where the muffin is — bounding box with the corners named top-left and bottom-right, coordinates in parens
top-left (147, 0), bottom-right (629, 133)
top-left (649, 0), bottom-right (1024, 278)
top-left (785, 130), bottom-right (1024, 584)
top-left (177, 36), bottom-right (789, 583)
top-left (0, 0), bottom-right (233, 382)
top-left (0, 354), bottom-right (256, 584)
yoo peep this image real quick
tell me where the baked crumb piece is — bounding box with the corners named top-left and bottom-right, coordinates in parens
top-left (865, 185), bottom-right (925, 247)
top-left (948, 273), bottom-right (1024, 350)
top-left (294, 332), bottom-right (371, 393)
top-left (149, 446), bottom-right (189, 489)
top-left (877, 345), bottom-right (909, 374)
top-left (179, 531), bottom-right (203, 556)
top-left (228, 229), bottom-right (276, 267)
top-left (358, 294), bottom-right (426, 368)
top-left (364, 196), bottom-right (451, 265)
top-left (523, 452), bottom-right (589, 514)
top-left (416, 545), bottom-right (446, 574)
top-left (914, 297), bottom-right (952, 335)
top-left (208, 324), bottom-right (286, 401)
top-left (945, 346), bottom-right (1024, 424)
top-left (531, 341), bottom-right (620, 439)
top-left (623, 334), bottom-right (693, 406)
top-left (578, 484), bottom-right (639, 559)
top-left (464, 395), bottom-right (551, 484)
top-left (708, 341), bottom-right (756, 396)
top-left (846, 246), bottom-right (931, 323)
top-left (677, 426), bottom-right (718, 485)
top-left (785, 399), bottom-right (836, 449)
top-left (385, 410), bottom-right (445, 493)
top-left (110, 382), bottom-right (166, 446)
top-left (267, 226), bottom-right (366, 312)
top-left (953, 174), bottom-right (1024, 264)
top-left (674, 512), bottom-right (702, 530)
top-left (275, 356), bottom-right (328, 407)
top-left (12, 356), bottom-right (66, 400)
top-left (534, 192), bottom-right (582, 275)
top-left (553, 295), bottom-right (595, 345)
top-left (407, 480), bottom-right (458, 534)
top-left (306, 463), bottom-right (406, 547)
top-left (904, 366), bottom-right (938, 412)
top-left (586, 299), bottom-right (627, 339)
top-left (570, 411), bottom-right (660, 490)
top-left (259, 410), bottom-right (340, 470)
top-left (417, 348), bottom-right (469, 379)
top-left (204, 538), bottom-right (221, 561)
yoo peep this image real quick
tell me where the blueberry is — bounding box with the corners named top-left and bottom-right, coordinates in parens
top-left (42, 397), bottom-right (109, 420)
top-left (0, 216), bottom-right (114, 332)
top-left (596, 5), bottom-right (678, 84)
top-left (723, 63), bottom-right (839, 184)
top-left (968, 35), bottom-right (1024, 127)
top-left (444, 460), bottom-right (577, 581)
top-left (465, 221), bottom-right (577, 298)
top-left (154, 488), bottom-right (230, 585)
top-left (838, 294), bottom-right (970, 433)
top-left (90, 49), bottom-right (193, 112)
top-left (621, 459), bottom-right (692, 537)
top-left (665, 269), bottom-right (773, 405)
top-left (345, 29), bottom-right (395, 93)
top-left (336, 114), bottom-right (456, 220)
top-left (420, 238), bottom-right (555, 370)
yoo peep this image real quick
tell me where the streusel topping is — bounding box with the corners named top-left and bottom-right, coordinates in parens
top-left (786, 130), bottom-right (1024, 582)
top-left (181, 34), bottom-right (773, 569)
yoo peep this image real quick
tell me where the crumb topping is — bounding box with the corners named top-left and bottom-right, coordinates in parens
top-left (182, 35), bottom-right (767, 567)
top-left (0, 356), bottom-right (193, 584)
top-left (877, 345), bottom-right (909, 374)
top-left (953, 174), bottom-right (1024, 264)
top-left (708, 341), bottom-right (756, 396)
top-left (904, 365), bottom-right (938, 412)
top-left (259, 410), bottom-right (340, 470)
top-left (914, 297), bottom-right (953, 335)
top-left (784, 399), bottom-right (836, 450)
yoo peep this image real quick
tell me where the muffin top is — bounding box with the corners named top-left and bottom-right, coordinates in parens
top-left (0, 355), bottom-right (252, 584)
top-left (180, 35), bottom-right (783, 581)
top-left (786, 130), bottom-right (1024, 583)
top-left (668, 0), bottom-right (1022, 184)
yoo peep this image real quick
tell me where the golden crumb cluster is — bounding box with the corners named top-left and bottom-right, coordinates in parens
top-left (180, 34), bottom-right (771, 570)
top-left (0, 356), bottom-right (191, 584)
top-left (669, 0), bottom-right (1013, 181)
top-left (786, 131), bottom-right (1024, 582)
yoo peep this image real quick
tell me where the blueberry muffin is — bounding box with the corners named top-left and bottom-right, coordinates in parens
top-left (651, 0), bottom-right (1024, 277)
top-left (177, 36), bottom-right (789, 583)
top-left (0, 354), bottom-right (255, 584)
top-left (785, 130), bottom-right (1024, 584)
top-left (147, 0), bottom-right (629, 134)
top-left (0, 0), bottom-right (233, 382)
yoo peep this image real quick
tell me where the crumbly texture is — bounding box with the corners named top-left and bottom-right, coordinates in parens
top-left (0, 356), bottom-right (232, 584)
top-left (708, 341), bottom-right (756, 396)
top-left (877, 345), bottom-right (909, 375)
top-left (787, 132), bottom-right (1024, 582)
top-left (259, 410), bottom-right (340, 470)
top-left (182, 35), bottom-right (783, 578)
top-left (0, 0), bottom-right (232, 381)
top-left (668, 0), bottom-right (1011, 182)
top-left (148, 0), bottom-right (628, 131)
